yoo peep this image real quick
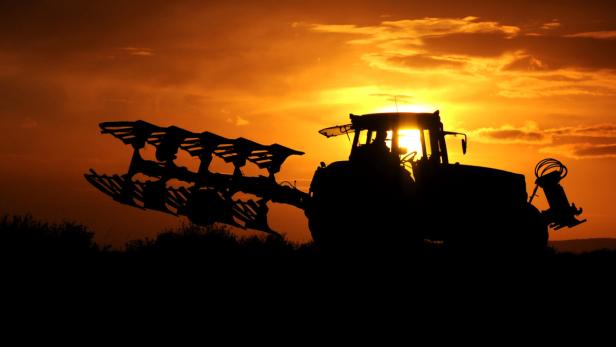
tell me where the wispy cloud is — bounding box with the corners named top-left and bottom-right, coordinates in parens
top-left (121, 47), bottom-right (154, 56)
top-left (226, 115), bottom-right (249, 126)
top-left (310, 16), bottom-right (520, 45)
top-left (541, 20), bottom-right (561, 30)
top-left (306, 17), bottom-right (616, 99)
top-left (564, 31), bottom-right (616, 40)
top-left (469, 122), bottom-right (549, 144)
top-left (502, 54), bottom-right (550, 71)
top-left (496, 69), bottom-right (616, 98)
top-left (541, 144), bottom-right (616, 159)
top-left (468, 122), bottom-right (616, 159)
top-left (547, 124), bottom-right (616, 137)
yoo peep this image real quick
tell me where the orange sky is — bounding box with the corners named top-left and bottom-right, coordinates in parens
top-left (1, 0), bottom-right (615, 246)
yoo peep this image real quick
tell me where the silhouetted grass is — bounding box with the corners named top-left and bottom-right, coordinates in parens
top-left (0, 214), bottom-right (319, 265)
top-left (4, 214), bottom-right (613, 308)
top-left (2, 214), bottom-right (616, 265)
top-left (0, 214), bottom-right (104, 261)
top-left (124, 223), bottom-right (319, 260)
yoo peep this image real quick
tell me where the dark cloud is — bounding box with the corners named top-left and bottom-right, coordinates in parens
top-left (542, 143), bottom-right (616, 159)
top-left (545, 125), bottom-right (616, 158)
top-left (483, 129), bottom-right (545, 142)
top-left (310, 9), bottom-right (616, 73)
top-left (424, 33), bottom-right (616, 70)
top-left (423, 33), bottom-right (518, 58)
top-left (552, 135), bottom-right (616, 145)
top-left (470, 123), bottom-right (616, 159)
top-left (548, 124), bottom-right (616, 137)
top-left (470, 124), bottom-right (548, 144)
top-left (523, 36), bottom-right (616, 70)
top-left (387, 54), bottom-right (465, 69)
top-left (473, 123), bottom-right (616, 144)
top-left (502, 55), bottom-right (550, 71)
top-left (574, 144), bottom-right (616, 157)
top-left (564, 31), bottom-right (616, 39)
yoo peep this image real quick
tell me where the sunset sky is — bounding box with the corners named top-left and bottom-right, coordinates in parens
top-left (1, 0), bottom-right (615, 246)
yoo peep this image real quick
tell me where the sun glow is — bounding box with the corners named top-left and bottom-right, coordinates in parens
top-left (375, 104), bottom-right (437, 114)
top-left (397, 129), bottom-right (423, 157)
top-left (370, 104), bottom-right (435, 157)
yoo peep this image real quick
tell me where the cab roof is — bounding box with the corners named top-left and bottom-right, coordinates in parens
top-left (319, 111), bottom-right (441, 138)
top-left (350, 111), bottom-right (441, 130)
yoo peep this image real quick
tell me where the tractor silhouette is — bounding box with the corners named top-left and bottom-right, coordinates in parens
top-left (86, 111), bottom-right (585, 255)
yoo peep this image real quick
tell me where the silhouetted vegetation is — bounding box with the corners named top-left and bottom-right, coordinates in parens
top-left (2, 214), bottom-right (616, 267)
top-left (124, 223), bottom-right (318, 260)
top-left (0, 214), bottom-right (103, 261)
top-left (0, 214), bottom-right (318, 265)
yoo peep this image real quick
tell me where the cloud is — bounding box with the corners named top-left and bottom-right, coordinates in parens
top-left (309, 16), bottom-right (520, 47)
top-left (564, 31), bottom-right (616, 40)
top-left (496, 68), bottom-right (616, 98)
top-left (380, 16), bottom-right (520, 37)
top-left (547, 124), bottom-right (616, 138)
top-left (502, 55), bottom-right (549, 71)
top-left (471, 122), bottom-right (616, 144)
top-left (306, 16), bottom-right (616, 100)
top-left (469, 122), bottom-right (550, 144)
top-left (387, 54), bottom-right (465, 69)
top-left (573, 144), bottom-right (616, 157)
top-left (227, 115), bottom-right (250, 126)
top-left (121, 47), bottom-right (154, 57)
top-left (541, 144), bottom-right (616, 159)
top-left (541, 20), bottom-right (561, 30)
top-left (469, 122), bottom-right (616, 159)
top-left (423, 33), bottom-right (616, 70)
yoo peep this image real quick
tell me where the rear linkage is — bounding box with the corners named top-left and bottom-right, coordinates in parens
top-left (85, 121), bottom-right (309, 236)
top-left (529, 158), bottom-right (586, 230)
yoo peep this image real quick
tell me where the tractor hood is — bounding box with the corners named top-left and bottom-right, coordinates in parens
top-left (438, 163), bottom-right (529, 205)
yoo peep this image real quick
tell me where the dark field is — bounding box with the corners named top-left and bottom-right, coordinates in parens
top-left (3, 213), bottom-right (616, 311)
top-left (2, 214), bottom-right (615, 264)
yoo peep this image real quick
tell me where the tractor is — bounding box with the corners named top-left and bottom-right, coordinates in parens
top-left (86, 111), bottom-right (585, 255)
top-left (308, 111), bottom-right (585, 255)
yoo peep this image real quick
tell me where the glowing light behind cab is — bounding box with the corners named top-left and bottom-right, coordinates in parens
top-left (398, 129), bottom-right (423, 157)
top-left (375, 104), bottom-right (434, 157)
top-left (374, 104), bottom-right (436, 114)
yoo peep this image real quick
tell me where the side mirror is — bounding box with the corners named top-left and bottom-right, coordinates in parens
top-left (443, 131), bottom-right (468, 155)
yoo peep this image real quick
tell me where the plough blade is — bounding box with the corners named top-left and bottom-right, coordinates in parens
top-left (86, 121), bottom-right (307, 236)
top-left (85, 169), bottom-right (145, 210)
top-left (99, 121), bottom-right (303, 176)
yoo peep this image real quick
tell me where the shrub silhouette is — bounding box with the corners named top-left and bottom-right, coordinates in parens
top-left (125, 223), bottom-right (317, 260)
top-left (2, 214), bottom-right (616, 266)
top-left (0, 214), bottom-right (102, 261)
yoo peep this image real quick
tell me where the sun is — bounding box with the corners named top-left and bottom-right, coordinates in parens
top-left (372, 104), bottom-right (436, 157)
top-left (397, 129), bottom-right (423, 157)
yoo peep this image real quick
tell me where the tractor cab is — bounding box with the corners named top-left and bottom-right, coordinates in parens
top-left (319, 111), bottom-right (467, 170)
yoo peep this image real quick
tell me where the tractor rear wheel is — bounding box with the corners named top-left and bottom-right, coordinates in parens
top-left (306, 160), bottom-right (418, 256)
